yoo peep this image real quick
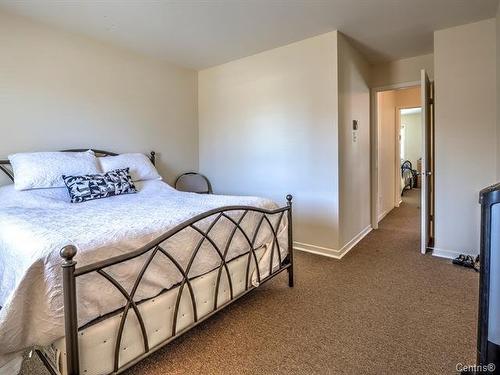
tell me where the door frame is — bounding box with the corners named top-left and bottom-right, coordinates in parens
top-left (420, 70), bottom-right (434, 253)
top-left (395, 105), bottom-right (422, 207)
top-left (370, 80), bottom-right (420, 230)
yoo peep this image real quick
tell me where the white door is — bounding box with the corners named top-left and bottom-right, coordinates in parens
top-left (420, 70), bottom-right (432, 254)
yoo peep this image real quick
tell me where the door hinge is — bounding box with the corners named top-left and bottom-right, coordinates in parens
top-left (429, 98), bottom-right (434, 105)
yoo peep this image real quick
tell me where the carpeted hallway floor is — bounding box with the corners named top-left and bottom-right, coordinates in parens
top-left (23, 189), bottom-right (479, 374)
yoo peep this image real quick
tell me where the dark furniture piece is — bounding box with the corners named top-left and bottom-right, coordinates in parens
top-left (175, 172), bottom-right (212, 194)
top-left (401, 160), bottom-right (418, 195)
top-left (478, 183), bottom-right (500, 374)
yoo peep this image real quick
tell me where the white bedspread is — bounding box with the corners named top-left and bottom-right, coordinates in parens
top-left (0, 181), bottom-right (287, 370)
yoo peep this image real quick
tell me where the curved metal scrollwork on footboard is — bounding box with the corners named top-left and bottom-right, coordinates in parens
top-left (59, 195), bottom-right (294, 375)
top-left (0, 160), bottom-right (14, 181)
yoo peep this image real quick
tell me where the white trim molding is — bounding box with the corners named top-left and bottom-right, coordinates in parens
top-left (293, 242), bottom-right (340, 259)
top-left (430, 247), bottom-right (477, 260)
top-left (377, 208), bottom-right (392, 223)
top-left (294, 225), bottom-right (372, 260)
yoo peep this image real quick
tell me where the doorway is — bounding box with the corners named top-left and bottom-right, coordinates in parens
top-left (399, 107), bottom-right (422, 200)
top-left (370, 71), bottom-right (434, 254)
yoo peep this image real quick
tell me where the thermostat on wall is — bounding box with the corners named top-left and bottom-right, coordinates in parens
top-left (352, 120), bottom-right (358, 142)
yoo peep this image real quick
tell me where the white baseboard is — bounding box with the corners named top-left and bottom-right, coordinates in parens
top-left (430, 247), bottom-right (477, 260)
top-left (339, 225), bottom-right (373, 257)
top-left (377, 208), bottom-right (391, 223)
top-left (294, 225), bottom-right (372, 260)
top-left (293, 242), bottom-right (341, 259)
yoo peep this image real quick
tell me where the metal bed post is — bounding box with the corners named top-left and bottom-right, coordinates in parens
top-left (150, 151), bottom-right (156, 166)
top-left (286, 194), bottom-right (294, 287)
top-left (60, 245), bottom-right (80, 375)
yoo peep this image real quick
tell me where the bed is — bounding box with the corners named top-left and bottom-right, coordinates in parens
top-left (0, 149), bottom-right (294, 375)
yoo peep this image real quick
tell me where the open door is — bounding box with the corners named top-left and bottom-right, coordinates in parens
top-left (420, 70), bottom-right (433, 254)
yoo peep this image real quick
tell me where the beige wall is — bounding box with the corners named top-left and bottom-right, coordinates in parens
top-left (337, 33), bottom-right (371, 247)
top-left (199, 32), bottom-right (340, 250)
top-left (377, 86), bottom-right (420, 219)
top-left (377, 90), bottom-right (397, 218)
top-left (401, 112), bottom-right (422, 169)
top-left (6, 8), bottom-right (496, 260)
top-left (434, 19), bottom-right (497, 255)
top-left (371, 54), bottom-right (434, 88)
top-left (0, 11), bottom-right (198, 186)
top-left (394, 86), bottom-right (421, 108)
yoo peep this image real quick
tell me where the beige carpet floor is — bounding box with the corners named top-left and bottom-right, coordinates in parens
top-left (22, 189), bottom-right (479, 374)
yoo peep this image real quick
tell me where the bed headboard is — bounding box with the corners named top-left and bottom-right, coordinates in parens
top-left (0, 149), bottom-right (156, 182)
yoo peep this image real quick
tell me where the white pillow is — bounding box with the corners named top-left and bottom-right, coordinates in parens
top-left (9, 150), bottom-right (101, 190)
top-left (98, 153), bottom-right (161, 182)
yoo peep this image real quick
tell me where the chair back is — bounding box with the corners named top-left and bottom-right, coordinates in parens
top-left (175, 172), bottom-right (212, 194)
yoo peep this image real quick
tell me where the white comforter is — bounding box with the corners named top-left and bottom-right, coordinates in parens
top-left (0, 181), bottom-right (287, 370)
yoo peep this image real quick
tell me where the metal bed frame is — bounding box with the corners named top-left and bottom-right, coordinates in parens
top-left (0, 149), bottom-right (294, 375)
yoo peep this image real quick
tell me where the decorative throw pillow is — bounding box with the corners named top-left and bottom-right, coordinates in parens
top-left (62, 168), bottom-right (137, 203)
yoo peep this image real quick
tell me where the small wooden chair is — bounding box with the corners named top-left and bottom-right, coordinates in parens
top-left (174, 172), bottom-right (212, 194)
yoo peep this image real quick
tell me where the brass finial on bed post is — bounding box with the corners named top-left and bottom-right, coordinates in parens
top-left (60, 245), bottom-right (77, 266)
top-left (60, 245), bottom-right (80, 375)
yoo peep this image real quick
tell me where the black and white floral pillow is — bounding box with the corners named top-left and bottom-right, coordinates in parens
top-left (62, 168), bottom-right (137, 203)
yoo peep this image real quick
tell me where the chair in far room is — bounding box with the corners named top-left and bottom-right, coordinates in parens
top-left (175, 172), bottom-right (212, 194)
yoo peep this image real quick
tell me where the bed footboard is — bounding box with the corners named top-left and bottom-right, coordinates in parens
top-left (53, 195), bottom-right (293, 375)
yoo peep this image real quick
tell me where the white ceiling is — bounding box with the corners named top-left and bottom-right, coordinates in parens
top-left (0, 0), bottom-right (498, 69)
